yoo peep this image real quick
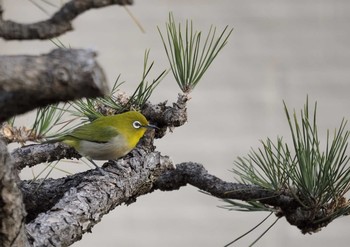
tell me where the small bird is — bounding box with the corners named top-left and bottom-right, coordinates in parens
top-left (54, 111), bottom-right (157, 173)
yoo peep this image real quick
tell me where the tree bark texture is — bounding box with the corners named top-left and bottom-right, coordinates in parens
top-left (0, 0), bottom-right (133, 40)
top-left (154, 162), bottom-right (337, 234)
top-left (0, 139), bottom-right (29, 247)
top-left (8, 144), bottom-right (335, 245)
top-left (0, 49), bottom-right (108, 122)
top-left (12, 143), bottom-right (81, 171)
top-left (25, 150), bottom-right (173, 247)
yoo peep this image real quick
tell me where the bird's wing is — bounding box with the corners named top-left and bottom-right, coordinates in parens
top-left (67, 123), bottom-right (119, 143)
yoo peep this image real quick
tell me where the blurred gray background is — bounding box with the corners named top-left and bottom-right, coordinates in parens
top-left (1, 0), bottom-right (350, 246)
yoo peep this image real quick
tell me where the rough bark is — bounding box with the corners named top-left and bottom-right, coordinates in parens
top-left (12, 143), bottom-right (81, 171)
top-left (0, 139), bottom-right (29, 247)
top-left (0, 48), bottom-right (108, 122)
top-left (16, 153), bottom-right (336, 242)
top-left (25, 150), bottom-right (173, 247)
top-left (143, 93), bottom-right (189, 128)
top-left (156, 162), bottom-right (337, 233)
top-left (0, 0), bottom-right (133, 40)
top-left (20, 160), bottom-right (293, 225)
top-left (154, 162), bottom-right (295, 208)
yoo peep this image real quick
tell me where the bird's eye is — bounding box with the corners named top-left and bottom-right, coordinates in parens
top-left (133, 121), bottom-right (142, 129)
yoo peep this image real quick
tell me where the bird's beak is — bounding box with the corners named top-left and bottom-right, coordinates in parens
top-left (144, 124), bottom-right (159, 130)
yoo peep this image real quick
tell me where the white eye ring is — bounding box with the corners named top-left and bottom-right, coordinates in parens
top-left (133, 121), bottom-right (142, 129)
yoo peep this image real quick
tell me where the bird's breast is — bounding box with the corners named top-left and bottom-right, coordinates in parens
top-left (78, 135), bottom-right (131, 160)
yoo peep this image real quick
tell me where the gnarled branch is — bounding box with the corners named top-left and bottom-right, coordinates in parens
top-left (142, 93), bottom-right (189, 138)
top-left (21, 160), bottom-right (290, 224)
top-left (12, 143), bottom-right (81, 171)
top-left (0, 0), bottom-right (133, 40)
top-left (0, 48), bottom-right (108, 122)
top-left (155, 162), bottom-right (338, 233)
top-left (25, 150), bottom-right (174, 246)
top-left (18, 156), bottom-right (334, 243)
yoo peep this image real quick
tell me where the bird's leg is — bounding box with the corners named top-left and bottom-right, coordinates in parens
top-left (87, 158), bottom-right (108, 176)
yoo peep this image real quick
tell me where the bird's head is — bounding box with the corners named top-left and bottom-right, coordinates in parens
top-left (117, 111), bottom-right (157, 146)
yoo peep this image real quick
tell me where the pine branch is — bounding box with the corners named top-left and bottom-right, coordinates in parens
top-left (155, 162), bottom-right (345, 233)
top-left (154, 162), bottom-right (295, 209)
top-left (18, 157), bottom-right (343, 244)
top-left (0, 0), bottom-right (133, 40)
top-left (25, 150), bottom-right (173, 246)
top-left (142, 93), bottom-right (189, 138)
top-left (11, 142), bottom-right (81, 171)
top-left (231, 99), bottom-right (350, 233)
top-left (0, 48), bottom-right (108, 122)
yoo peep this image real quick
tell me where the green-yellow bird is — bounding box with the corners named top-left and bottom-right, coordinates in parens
top-left (55, 111), bottom-right (157, 172)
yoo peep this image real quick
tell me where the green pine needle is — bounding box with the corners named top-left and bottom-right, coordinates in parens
top-left (94, 75), bottom-right (126, 113)
top-left (127, 49), bottom-right (168, 109)
top-left (31, 103), bottom-right (70, 139)
top-left (232, 98), bottom-right (350, 220)
top-left (68, 98), bottom-right (105, 122)
top-left (158, 12), bottom-right (233, 93)
top-left (221, 199), bottom-right (273, 212)
top-left (224, 212), bottom-right (275, 247)
top-left (67, 76), bottom-right (126, 122)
